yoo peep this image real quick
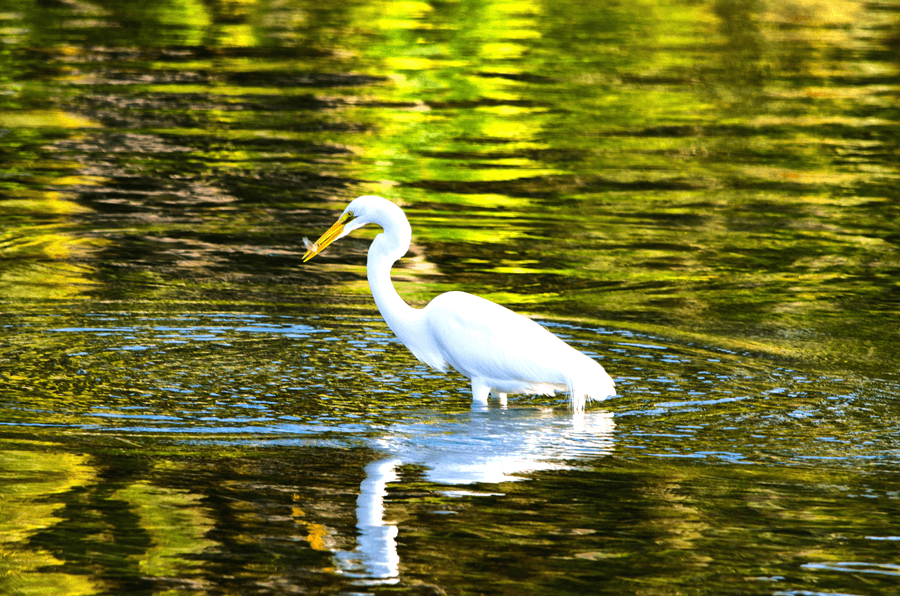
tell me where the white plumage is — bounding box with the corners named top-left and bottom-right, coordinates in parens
top-left (303, 195), bottom-right (616, 411)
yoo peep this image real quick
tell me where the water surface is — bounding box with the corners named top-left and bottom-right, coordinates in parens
top-left (1, 1), bottom-right (899, 594)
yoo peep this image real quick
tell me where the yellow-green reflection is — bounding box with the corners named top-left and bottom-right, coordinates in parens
top-left (0, 111), bottom-right (97, 130)
top-left (0, 213), bottom-right (108, 301)
top-left (113, 481), bottom-right (215, 580)
top-left (1, 0), bottom-right (897, 366)
top-left (0, 449), bottom-right (98, 595)
top-left (0, 1), bottom-right (897, 594)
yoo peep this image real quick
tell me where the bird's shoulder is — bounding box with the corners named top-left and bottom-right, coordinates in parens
top-left (425, 291), bottom-right (522, 321)
top-left (423, 291), bottom-right (550, 340)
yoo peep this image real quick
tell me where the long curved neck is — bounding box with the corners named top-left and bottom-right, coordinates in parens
top-left (366, 210), bottom-right (422, 342)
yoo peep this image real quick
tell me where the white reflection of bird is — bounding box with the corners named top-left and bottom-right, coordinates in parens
top-left (303, 195), bottom-right (615, 411)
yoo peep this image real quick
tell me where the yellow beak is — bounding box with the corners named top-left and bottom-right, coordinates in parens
top-left (302, 213), bottom-right (349, 262)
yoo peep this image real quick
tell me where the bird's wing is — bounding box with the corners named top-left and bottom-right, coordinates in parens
top-left (423, 291), bottom-right (572, 388)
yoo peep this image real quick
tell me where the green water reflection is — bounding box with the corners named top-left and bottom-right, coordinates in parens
top-left (3, 437), bottom-right (900, 595)
top-left (1, 309), bottom-right (898, 594)
top-left (1, 0), bottom-right (899, 594)
top-left (1, 0), bottom-right (897, 371)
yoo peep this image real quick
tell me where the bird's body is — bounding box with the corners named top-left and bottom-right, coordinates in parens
top-left (303, 195), bottom-right (615, 411)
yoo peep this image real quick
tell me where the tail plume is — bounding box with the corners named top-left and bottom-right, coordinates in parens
top-left (566, 356), bottom-right (616, 412)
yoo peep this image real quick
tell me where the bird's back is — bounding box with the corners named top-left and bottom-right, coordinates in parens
top-left (422, 291), bottom-right (614, 407)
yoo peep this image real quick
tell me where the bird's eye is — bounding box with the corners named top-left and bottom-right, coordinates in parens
top-left (341, 211), bottom-right (356, 224)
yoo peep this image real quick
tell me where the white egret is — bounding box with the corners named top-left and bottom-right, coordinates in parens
top-left (303, 195), bottom-right (615, 411)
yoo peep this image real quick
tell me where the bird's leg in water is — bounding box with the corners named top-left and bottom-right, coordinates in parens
top-left (471, 378), bottom-right (490, 410)
top-left (492, 391), bottom-right (508, 408)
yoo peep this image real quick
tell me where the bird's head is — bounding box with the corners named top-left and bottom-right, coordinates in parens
top-left (302, 195), bottom-right (389, 262)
